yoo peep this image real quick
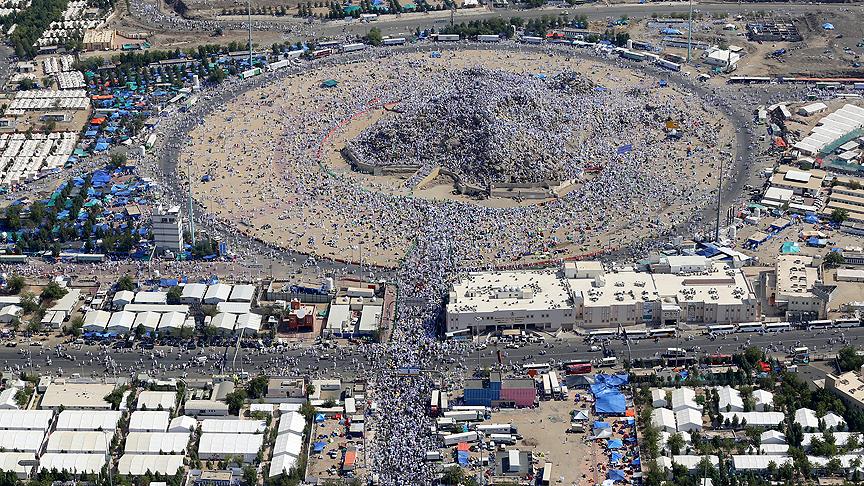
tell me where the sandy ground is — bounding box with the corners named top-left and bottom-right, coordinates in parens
top-left (179, 48), bottom-right (734, 268)
top-left (307, 415), bottom-right (369, 481)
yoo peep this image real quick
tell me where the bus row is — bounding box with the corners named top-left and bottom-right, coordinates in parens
top-left (703, 318), bottom-right (861, 335)
top-left (586, 327), bottom-right (677, 340)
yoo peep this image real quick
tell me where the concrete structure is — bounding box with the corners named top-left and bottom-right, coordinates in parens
top-left (826, 368), bottom-right (864, 414)
top-left (82, 29), bottom-right (114, 50)
top-left (40, 383), bottom-right (113, 410)
top-left (184, 399), bottom-right (229, 417)
top-left (761, 255), bottom-right (831, 320)
top-left (769, 166), bottom-right (826, 196)
top-left (837, 269), bottom-right (864, 282)
top-left (447, 262), bottom-right (758, 332)
top-left (151, 206), bottom-right (183, 253)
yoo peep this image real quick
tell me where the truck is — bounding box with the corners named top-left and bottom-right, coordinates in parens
top-left (443, 431), bottom-right (479, 446)
top-left (655, 59), bottom-right (681, 71)
top-left (268, 59), bottom-right (291, 72)
top-left (383, 37), bottom-right (406, 46)
top-left (442, 410), bottom-right (483, 421)
top-left (521, 36), bottom-right (543, 44)
top-left (342, 43), bottom-right (367, 52)
top-left (477, 34), bottom-right (501, 42)
top-left (436, 34), bottom-right (460, 41)
top-left (476, 423), bottom-right (515, 434)
top-left (489, 433), bottom-right (516, 445)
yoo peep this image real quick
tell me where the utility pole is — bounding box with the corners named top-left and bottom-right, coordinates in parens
top-left (715, 156), bottom-right (724, 243)
top-left (686, 0), bottom-right (693, 63)
top-left (247, 0), bottom-right (254, 69)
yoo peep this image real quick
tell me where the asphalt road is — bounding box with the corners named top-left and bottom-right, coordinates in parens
top-left (4, 326), bottom-right (860, 380)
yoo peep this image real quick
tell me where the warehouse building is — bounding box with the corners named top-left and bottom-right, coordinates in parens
top-left (0, 409), bottom-right (53, 429)
top-left (198, 433), bottom-right (263, 462)
top-left (128, 411), bottom-right (170, 432)
top-left (55, 410), bottom-right (122, 431)
top-left (38, 453), bottom-right (106, 474)
top-left (0, 430), bottom-right (45, 452)
top-left (136, 391), bottom-right (177, 411)
top-left (118, 454), bottom-right (185, 476)
top-left (0, 452), bottom-right (36, 479)
top-left (204, 284), bottom-right (232, 305)
top-left (201, 419), bottom-right (266, 434)
top-left (124, 432), bottom-right (190, 455)
top-left (47, 431), bottom-right (112, 454)
top-left (769, 166), bottom-right (826, 196)
top-left (463, 373), bottom-right (537, 408)
top-left (180, 283), bottom-right (207, 304)
top-left (184, 399), bottom-right (229, 417)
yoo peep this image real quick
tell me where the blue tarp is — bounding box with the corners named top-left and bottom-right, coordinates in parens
top-left (312, 441), bottom-right (326, 453)
top-left (593, 421), bottom-right (611, 430)
top-left (610, 452), bottom-right (623, 463)
top-left (160, 278), bottom-right (179, 287)
top-left (595, 392), bottom-right (626, 414)
top-left (822, 22), bottom-right (834, 30)
top-left (632, 458), bottom-right (641, 467)
top-left (595, 374), bottom-right (630, 387)
top-left (607, 439), bottom-right (624, 449)
top-left (616, 144), bottom-right (633, 154)
top-left (608, 470), bottom-right (626, 481)
top-left (314, 413), bottom-right (325, 423)
top-left (804, 214), bottom-right (820, 224)
top-left (457, 450), bottom-right (469, 466)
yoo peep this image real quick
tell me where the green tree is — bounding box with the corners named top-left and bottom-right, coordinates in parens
top-left (838, 346), bottom-right (864, 372)
top-left (667, 432), bottom-right (685, 455)
top-left (109, 152), bottom-right (127, 169)
top-left (366, 27), bottom-right (383, 46)
top-left (831, 208), bottom-right (850, 224)
top-left (225, 389), bottom-right (247, 414)
top-left (241, 465), bottom-right (257, 485)
top-left (67, 315), bottom-right (84, 337)
top-left (5, 275), bottom-right (25, 294)
top-left (246, 375), bottom-right (269, 399)
top-left (116, 275), bottom-right (136, 291)
top-left (19, 291), bottom-right (38, 313)
top-left (40, 281), bottom-right (67, 301)
top-left (166, 286), bottom-right (182, 305)
top-left (824, 251), bottom-right (846, 268)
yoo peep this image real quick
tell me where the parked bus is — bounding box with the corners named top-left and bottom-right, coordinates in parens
top-left (312, 48), bottom-right (332, 58)
top-left (806, 319), bottom-right (832, 330)
top-left (542, 374), bottom-right (552, 397)
top-left (588, 329), bottom-right (618, 339)
top-left (622, 328), bottom-right (649, 339)
top-left (565, 363), bottom-right (593, 375)
top-left (705, 324), bottom-right (735, 335)
top-left (663, 347), bottom-right (687, 358)
top-left (599, 357), bottom-right (618, 367)
top-left (649, 328), bottom-right (677, 338)
top-left (445, 329), bottom-right (471, 341)
top-left (523, 362), bottom-right (552, 372)
top-left (764, 322), bottom-right (791, 332)
top-left (834, 318), bottom-right (861, 328)
top-left (792, 346), bottom-right (810, 364)
top-left (736, 322), bottom-right (764, 333)
top-left (430, 390), bottom-right (440, 415)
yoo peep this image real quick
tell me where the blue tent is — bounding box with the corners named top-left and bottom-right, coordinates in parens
top-left (312, 441), bottom-right (326, 453)
top-left (595, 374), bottom-right (630, 387)
top-left (608, 470), bottom-right (626, 481)
top-left (822, 22), bottom-right (834, 30)
top-left (314, 413), bottom-right (325, 423)
top-left (804, 213), bottom-right (820, 224)
top-left (595, 392), bottom-right (626, 414)
top-left (607, 439), bottom-right (624, 449)
top-left (610, 452), bottom-right (623, 463)
top-left (593, 421), bottom-right (611, 430)
top-left (631, 458), bottom-right (641, 467)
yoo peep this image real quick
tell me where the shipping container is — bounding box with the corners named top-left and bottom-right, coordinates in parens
top-left (443, 431), bottom-right (478, 446)
top-left (476, 423), bottom-right (514, 434)
top-left (442, 410), bottom-right (483, 421)
top-left (477, 34), bottom-right (501, 42)
top-left (383, 37), bottom-right (406, 46)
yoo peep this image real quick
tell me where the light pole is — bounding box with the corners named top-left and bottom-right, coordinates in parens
top-left (686, 0), bottom-right (693, 64)
top-left (247, 0), bottom-right (253, 69)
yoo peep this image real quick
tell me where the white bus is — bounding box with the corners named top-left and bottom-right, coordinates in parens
top-left (542, 374), bottom-right (552, 397)
top-left (705, 324), bottom-right (735, 335)
top-left (599, 357), bottom-right (618, 367)
top-left (523, 362), bottom-right (552, 372)
top-left (664, 347), bottom-right (687, 357)
top-left (430, 390), bottom-right (440, 414)
top-left (834, 318), bottom-right (861, 328)
top-left (649, 328), bottom-right (677, 338)
top-left (736, 322), bottom-right (764, 333)
top-left (445, 329), bottom-right (472, 341)
top-left (588, 329), bottom-right (618, 339)
top-left (807, 319), bottom-right (833, 330)
top-left (549, 371), bottom-right (561, 396)
top-left (764, 322), bottom-right (791, 332)
top-left (622, 328), bottom-right (649, 339)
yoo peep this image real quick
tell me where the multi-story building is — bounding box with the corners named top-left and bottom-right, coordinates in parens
top-left (760, 254), bottom-right (832, 320)
top-left (151, 205), bottom-right (183, 253)
top-left (446, 259), bottom-right (759, 333)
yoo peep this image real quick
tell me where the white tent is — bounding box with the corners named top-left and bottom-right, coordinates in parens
top-left (651, 389), bottom-right (667, 408)
top-left (83, 310), bottom-right (110, 331)
top-left (752, 389), bottom-right (774, 412)
top-left (823, 412), bottom-right (847, 430)
top-left (651, 408), bottom-right (676, 433)
top-left (795, 408), bottom-right (819, 430)
top-left (128, 411), bottom-right (170, 432)
top-left (168, 415), bottom-right (197, 433)
top-left (675, 408), bottom-right (703, 432)
top-left (718, 386), bottom-right (743, 412)
top-left (118, 454), bottom-right (184, 476)
top-left (670, 388), bottom-right (700, 412)
top-left (760, 430), bottom-right (786, 445)
top-left (38, 453), bottom-right (105, 474)
top-left (55, 410), bottom-right (122, 432)
top-left (203, 284), bottom-right (231, 304)
top-left (107, 310), bottom-right (135, 334)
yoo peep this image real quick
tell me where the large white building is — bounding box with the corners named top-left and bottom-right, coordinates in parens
top-left (446, 261), bottom-right (759, 332)
top-left (151, 205), bottom-right (183, 253)
top-left (761, 255), bottom-right (831, 320)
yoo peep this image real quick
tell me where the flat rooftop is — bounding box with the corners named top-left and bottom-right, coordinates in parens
top-left (775, 255), bottom-right (819, 297)
top-left (448, 269), bottom-right (573, 314)
top-left (40, 382), bottom-right (115, 409)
